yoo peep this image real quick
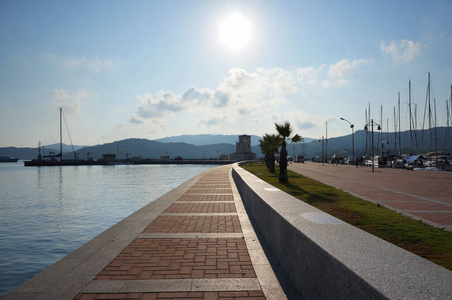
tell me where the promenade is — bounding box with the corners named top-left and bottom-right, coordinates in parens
top-left (289, 162), bottom-right (452, 231)
top-left (4, 165), bottom-right (294, 300)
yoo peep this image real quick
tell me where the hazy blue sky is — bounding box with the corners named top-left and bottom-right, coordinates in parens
top-left (1, 0), bottom-right (451, 147)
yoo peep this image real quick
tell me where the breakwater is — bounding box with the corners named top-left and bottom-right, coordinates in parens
top-left (24, 159), bottom-right (236, 167)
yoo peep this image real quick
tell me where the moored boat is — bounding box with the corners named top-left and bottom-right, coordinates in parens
top-left (0, 155), bottom-right (19, 163)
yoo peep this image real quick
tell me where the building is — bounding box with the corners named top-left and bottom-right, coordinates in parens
top-left (102, 154), bottom-right (116, 162)
top-left (230, 134), bottom-right (257, 161)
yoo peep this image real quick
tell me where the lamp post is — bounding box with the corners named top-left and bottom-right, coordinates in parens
top-left (364, 119), bottom-right (381, 172)
top-left (340, 117), bottom-right (355, 161)
top-left (318, 136), bottom-right (324, 166)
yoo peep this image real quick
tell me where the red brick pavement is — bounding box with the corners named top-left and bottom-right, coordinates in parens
top-left (176, 195), bottom-right (234, 202)
top-left (289, 162), bottom-right (452, 230)
top-left (185, 188), bottom-right (233, 194)
top-left (164, 203), bottom-right (237, 214)
top-left (95, 238), bottom-right (254, 280)
top-left (75, 291), bottom-right (265, 300)
top-left (142, 216), bottom-right (242, 233)
top-left (75, 166), bottom-right (268, 300)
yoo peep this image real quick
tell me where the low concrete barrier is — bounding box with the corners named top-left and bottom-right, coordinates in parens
top-left (232, 164), bottom-right (452, 300)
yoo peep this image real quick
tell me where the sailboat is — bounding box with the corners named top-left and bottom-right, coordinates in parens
top-left (24, 108), bottom-right (104, 166)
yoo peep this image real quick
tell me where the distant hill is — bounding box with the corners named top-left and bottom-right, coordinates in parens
top-left (1, 138), bottom-right (256, 160)
top-left (154, 134), bottom-right (315, 146)
top-left (69, 138), bottom-right (240, 160)
top-left (302, 127), bottom-right (451, 159)
top-left (0, 147), bottom-right (38, 160)
top-left (154, 134), bottom-right (262, 146)
top-left (3, 128), bottom-right (449, 161)
top-left (45, 143), bottom-right (87, 152)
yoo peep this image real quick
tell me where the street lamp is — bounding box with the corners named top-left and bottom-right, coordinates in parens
top-left (300, 136), bottom-right (306, 161)
top-left (340, 117), bottom-right (355, 160)
top-left (318, 136), bottom-right (325, 166)
top-left (364, 119), bottom-right (381, 172)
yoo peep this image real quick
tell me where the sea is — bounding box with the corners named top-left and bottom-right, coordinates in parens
top-left (0, 161), bottom-right (217, 296)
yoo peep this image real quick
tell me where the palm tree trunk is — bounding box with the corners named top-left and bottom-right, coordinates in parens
top-left (269, 152), bottom-right (276, 172)
top-left (264, 152), bottom-right (269, 169)
top-left (279, 141), bottom-right (288, 182)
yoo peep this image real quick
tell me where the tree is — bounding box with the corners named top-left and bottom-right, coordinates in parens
top-left (275, 121), bottom-right (294, 183)
top-left (259, 133), bottom-right (280, 173)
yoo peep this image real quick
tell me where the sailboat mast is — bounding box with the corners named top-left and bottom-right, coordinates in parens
top-left (60, 107), bottom-right (62, 161)
top-left (445, 100), bottom-right (450, 154)
top-left (415, 103), bottom-right (419, 154)
top-left (379, 105), bottom-right (382, 153)
top-left (365, 109), bottom-right (368, 156)
top-left (369, 103), bottom-right (371, 155)
top-left (428, 72), bottom-right (432, 153)
top-left (450, 85), bottom-right (452, 154)
top-left (394, 105), bottom-right (397, 154)
top-left (434, 98), bottom-right (438, 154)
top-left (398, 93), bottom-right (401, 155)
top-left (409, 80), bottom-right (412, 154)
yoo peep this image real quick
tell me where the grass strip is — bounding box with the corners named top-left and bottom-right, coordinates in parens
top-left (241, 162), bottom-right (452, 270)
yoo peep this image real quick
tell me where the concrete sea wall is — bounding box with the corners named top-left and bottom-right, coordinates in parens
top-left (232, 163), bottom-right (452, 299)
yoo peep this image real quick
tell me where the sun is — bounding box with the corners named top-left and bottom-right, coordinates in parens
top-left (219, 12), bottom-right (251, 51)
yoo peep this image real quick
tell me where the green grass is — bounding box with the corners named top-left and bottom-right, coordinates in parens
top-left (242, 162), bottom-right (452, 270)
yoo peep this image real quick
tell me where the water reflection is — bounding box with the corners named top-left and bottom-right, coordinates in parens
top-left (56, 167), bottom-right (63, 232)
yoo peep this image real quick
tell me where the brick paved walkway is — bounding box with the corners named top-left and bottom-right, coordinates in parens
top-left (72, 165), bottom-right (287, 300)
top-left (289, 162), bottom-right (452, 231)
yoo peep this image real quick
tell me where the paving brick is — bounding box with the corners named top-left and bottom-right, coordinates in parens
top-left (186, 188), bottom-right (233, 194)
top-left (75, 167), bottom-right (267, 299)
top-left (142, 216), bottom-right (242, 233)
top-left (75, 291), bottom-right (265, 299)
top-left (176, 195), bottom-right (234, 202)
top-left (95, 238), bottom-right (256, 280)
top-left (164, 203), bottom-right (237, 214)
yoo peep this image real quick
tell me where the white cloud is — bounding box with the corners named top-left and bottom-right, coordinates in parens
top-left (62, 56), bottom-right (116, 72)
top-left (380, 39), bottom-right (426, 62)
top-left (319, 58), bottom-right (371, 89)
top-left (52, 89), bottom-right (95, 114)
top-left (198, 116), bottom-right (226, 127)
top-left (271, 111), bottom-right (335, 134)
top-left (294, 65), bottom-right (325, 86)
top-left (130, 59), bottom-right (370, 132)
top-left (328, 59), bottom-right (371, 77)
top-left (322, 78), bottom-right (348, 88)
top-left (133, 91), bottom-right (183, 122)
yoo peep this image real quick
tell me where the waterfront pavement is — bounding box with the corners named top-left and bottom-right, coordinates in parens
top-left (289, 161), bottom-right (452, 231)
top-left (4, 165), bottom-right (298, 300)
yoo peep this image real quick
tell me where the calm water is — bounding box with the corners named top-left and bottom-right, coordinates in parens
top-left (0, 162), bottom-right (216, 296)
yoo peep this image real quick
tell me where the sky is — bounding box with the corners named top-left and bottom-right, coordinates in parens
top-left (1, 0), bottom-right (451, 147)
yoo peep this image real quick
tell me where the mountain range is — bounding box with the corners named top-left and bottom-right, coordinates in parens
top-left (1, 130), bottom-right (450, 161)
top-left (1, 135), bottom-right (262, 160)
top-left (154, 134), bottom-right (263, 146)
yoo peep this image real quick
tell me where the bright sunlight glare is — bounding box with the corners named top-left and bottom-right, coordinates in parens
top-left (219, 12), bottom-right (251, 51)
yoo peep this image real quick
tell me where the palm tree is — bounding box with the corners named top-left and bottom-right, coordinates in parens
top-left (275, 121), bottom-right (293, 183)
top-left (259, 133), bottom-right (280, 173)
top-left (292, 134), bottom-right (301, 144)
top-left (258, 136), bottom-right (270, 168)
